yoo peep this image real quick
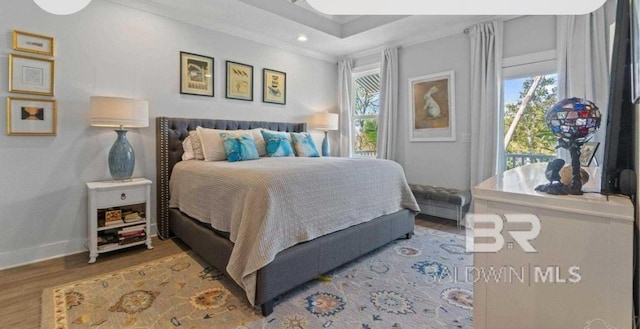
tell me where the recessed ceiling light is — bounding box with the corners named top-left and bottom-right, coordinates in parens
top-left (297, 35), bottom-right (308, 42)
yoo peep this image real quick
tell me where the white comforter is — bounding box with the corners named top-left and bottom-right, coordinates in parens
top-left (169, 157), bottom-right (419, 305)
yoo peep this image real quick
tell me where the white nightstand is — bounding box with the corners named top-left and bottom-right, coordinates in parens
top-left (87, 178), bottom-right (153, 263)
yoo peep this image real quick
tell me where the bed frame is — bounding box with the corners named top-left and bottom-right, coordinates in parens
top-left (155, 117), bottom-right (415, 316)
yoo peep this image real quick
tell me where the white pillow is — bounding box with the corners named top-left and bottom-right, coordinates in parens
top-left (196, 126), bottom-right (228, 161)
top-left (241, 128), bottom-right (266, 156)
top-left (182, 136), bottom-right (195, 161)
top-left (188, 131), bottom-right (205, 160)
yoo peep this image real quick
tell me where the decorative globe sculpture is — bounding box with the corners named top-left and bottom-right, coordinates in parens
top-left (544, 97), bottom-right (601, 194)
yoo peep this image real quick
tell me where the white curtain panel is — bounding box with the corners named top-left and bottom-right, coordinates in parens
top-left (469, 21), bottom-right (503, 189)
top-left (557, 7), bottom-right (609, 163)
top-left (377, 47), bottom-right (399, 160)
top-left (338, 58), bottom-right (354, 157)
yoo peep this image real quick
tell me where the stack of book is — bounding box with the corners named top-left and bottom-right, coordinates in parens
top-left (97, 231), bottom-right (119, 250)
top-left (118, 224), bottom-right (146, 245)
top-left (122, 210), bottom-right (144, 223)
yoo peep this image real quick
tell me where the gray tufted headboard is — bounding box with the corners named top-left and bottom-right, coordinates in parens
top-left (155, 117), bottom-right (307, 239)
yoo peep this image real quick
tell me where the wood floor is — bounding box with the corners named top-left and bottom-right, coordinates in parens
top-left (0, 216), bottom-right (461, 328)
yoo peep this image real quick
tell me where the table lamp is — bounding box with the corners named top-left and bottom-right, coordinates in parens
top-left (543, 97), bottom-right (601, 195)
top-left (311, 112), bottom-right (339, 156)
top-left (90, 96), bottom-right (149, 181)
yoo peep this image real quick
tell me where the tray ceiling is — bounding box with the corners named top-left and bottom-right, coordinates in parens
top-left (107, 0), bottom-right (496, 62)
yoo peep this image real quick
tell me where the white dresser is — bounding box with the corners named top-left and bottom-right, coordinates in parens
top-left (473, 163), bottom-right (634, 329)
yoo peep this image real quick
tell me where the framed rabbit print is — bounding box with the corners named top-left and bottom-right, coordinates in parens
top-left (409, 71), bottom-right (456, 142)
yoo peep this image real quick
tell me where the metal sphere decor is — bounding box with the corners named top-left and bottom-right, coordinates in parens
top-left (545, 97), bottom-right (601, 143)
top-left (538, 97), bottom-right (601, 195)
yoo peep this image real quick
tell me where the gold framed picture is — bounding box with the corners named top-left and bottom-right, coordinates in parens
top-left (12, 30), bottom-right (54, 56)
top-left (263, 68), bottom-right (286, 105)
top-left (180, 52), bottom-right (214, 97)
top-left (9, 54), bottom-right (55, 96)
top-left (226, 61), bottom-right (253, 101)
top-left (6, 97), bottom-right (57, 136)
top-left (408, 70), bottom-right (456, 142)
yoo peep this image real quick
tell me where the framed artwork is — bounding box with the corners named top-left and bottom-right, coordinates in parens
top-left (263, 68), bottom-right (286, 105)
top-left (226, 61), bottom-right (253, 101)
top-left (6, 97), bottom-right (57, 136)
top-left (408, 70), bottom-right (456, 142)
top-left (9, 54), bottom-right (55, 96)
top-left (180, 52), bottom-right (214, 97)
top-left (632, 0), bottom-right (640, 102)
top-left (580, 142), bottom-right (600, 167)
top-left (12, 30), bottom-right (54, 56)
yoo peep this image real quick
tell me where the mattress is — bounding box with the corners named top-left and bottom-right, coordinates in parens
top-left (169, 157), bottom-right (419, 304)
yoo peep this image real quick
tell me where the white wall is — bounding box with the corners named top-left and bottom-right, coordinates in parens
top-left (351, 15), bottom-right (559, 190)
top-left (0, 0), bottom-right (338, 269)
top-left (397, 17), bottom-right (560, 190)
top-left (397, 33), bottom-right (471, 189)
top-left (373, 2), bottom-right (616, 191)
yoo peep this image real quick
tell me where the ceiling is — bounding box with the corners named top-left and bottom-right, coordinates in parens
top-left (108, 0), bottom-right (497, 62)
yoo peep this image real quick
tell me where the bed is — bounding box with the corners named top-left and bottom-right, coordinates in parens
top-left (156, 117), bottom-right (419, 316)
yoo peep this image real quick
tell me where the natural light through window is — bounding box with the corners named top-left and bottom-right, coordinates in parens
top-left (503, 73), bottom-right (558, 169)
top-left (352, 71), bottom-right (380, 157)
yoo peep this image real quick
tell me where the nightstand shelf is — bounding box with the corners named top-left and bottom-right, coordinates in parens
top-left (97, 219), bottom-right (146, 232)
top-left (87, 178), bottom-right (153, 263)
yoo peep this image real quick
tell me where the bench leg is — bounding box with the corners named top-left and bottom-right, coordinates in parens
top-left (457, 205), bottom-right (462, 229)
top-left (261, 300), bottom-right (274, 316)
top-left (405, 232), bottom-right (414, 239)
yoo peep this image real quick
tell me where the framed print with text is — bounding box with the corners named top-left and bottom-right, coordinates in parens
top-left (9, 54), bottom-right (54, 96)
top-left (580, 142), bottom-right (600, 167)
top-left (226, 61), bottom-right (253, 101)
top-left (6, 97), bottom-right (57, 136)
top-left (408, 70), bottom-right (456, 142)
top-left (180, 52), bottom-right (214, 97)
top-left (12, 30), bottom-right (54, 56)
top-left (263, 68), bottom-right (286, 105)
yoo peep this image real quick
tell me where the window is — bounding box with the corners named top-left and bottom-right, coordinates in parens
top-left (352, 70), bottom-right (380, 157)
top-left (500, 53), bottom-right (558, 171)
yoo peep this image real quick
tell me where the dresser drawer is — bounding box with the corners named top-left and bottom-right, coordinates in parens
top-left (96, 186), bottom-right (146, 207)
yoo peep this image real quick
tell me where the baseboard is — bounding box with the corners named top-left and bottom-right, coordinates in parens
top-left (0, 223), bottom-right (159, 271)
top-left (0, 238), bottom-right (87, 271)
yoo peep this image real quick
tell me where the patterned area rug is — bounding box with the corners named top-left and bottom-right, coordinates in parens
top-left (42, 226), bottom-right (472, 329)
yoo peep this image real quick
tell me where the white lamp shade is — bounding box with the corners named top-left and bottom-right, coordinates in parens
top-left (311, 112), bottom-right (339, 131)
top-left (90, 96), bottom-right (149, 128)
top-left (33, 0), bottom-right (92, 15)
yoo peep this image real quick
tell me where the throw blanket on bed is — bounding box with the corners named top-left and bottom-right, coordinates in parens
top-left (169, 157), bottom-right (420, 305)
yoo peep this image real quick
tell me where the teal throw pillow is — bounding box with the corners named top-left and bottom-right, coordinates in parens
top-left (290, 132), bottom-right (320, 157)
top-left (219, 132), bottom-right (260, 162)
top-left (260, 130), bottom-right (294, 157)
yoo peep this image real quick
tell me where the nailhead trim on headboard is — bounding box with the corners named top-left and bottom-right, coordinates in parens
top-left (155, 117), bottom-right (307, 239)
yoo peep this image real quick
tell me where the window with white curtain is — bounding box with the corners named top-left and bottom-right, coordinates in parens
top-left (500, 51), bottom-right (558, 171)
top-left (352, 69), bottom-right (380, 157)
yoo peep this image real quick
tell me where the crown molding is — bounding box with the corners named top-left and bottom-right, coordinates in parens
top-left (349, 15), bottom-right (518, 60)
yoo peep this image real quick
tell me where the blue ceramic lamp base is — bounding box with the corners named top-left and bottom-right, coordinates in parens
top-left (321, 131), bottom-right (330, 157)
top-left (108, 129), bottom-right (135, 181)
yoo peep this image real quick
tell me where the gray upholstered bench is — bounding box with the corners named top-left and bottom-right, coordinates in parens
top-left (409, 184), bottom-right (471, 227)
